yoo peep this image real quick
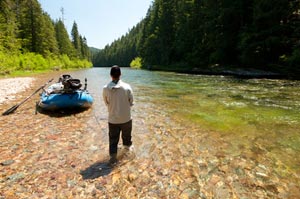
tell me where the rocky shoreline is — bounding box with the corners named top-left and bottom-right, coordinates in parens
top-left (0, 77), bottom-right (35, 105)
top-left (1, 73), bottom-right (299, 198)
top-left (148, 66), bottom-right (290, 79)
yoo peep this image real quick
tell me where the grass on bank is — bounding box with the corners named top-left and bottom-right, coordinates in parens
top-left (0, 51), bottom-right (92, 78)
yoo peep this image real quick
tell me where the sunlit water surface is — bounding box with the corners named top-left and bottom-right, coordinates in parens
top-left (1, 67), bottom-right (300, 197)
top-left (76, 68), bottom-right (300, 176)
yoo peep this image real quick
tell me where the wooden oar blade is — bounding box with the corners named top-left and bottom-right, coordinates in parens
top-left (2, 105), bottom-right (19, 116)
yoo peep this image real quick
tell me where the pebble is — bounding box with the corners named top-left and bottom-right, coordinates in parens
top-left (1, 160), bottom-right (15, 166)
top-left (0, 77), bottom-right (34, 104)
top-left (256, 172), bottom-right (268, 178)
top-left (0, 75), bottom-right (299, 198)
top-left (7, 173), bottom-right (25, 182)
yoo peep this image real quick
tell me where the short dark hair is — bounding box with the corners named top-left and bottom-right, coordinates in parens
top-left (110, 65), bottom-right (121, 78)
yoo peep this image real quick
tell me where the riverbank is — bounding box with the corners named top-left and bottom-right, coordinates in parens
top-left (1, 69), bottom-right (299, 198)
top-left (147, 65), bottom-right (292, 79)
top-left (0, 68), bottom-right (88, 106)
top-left (0, 77), bottom-right (35, 105)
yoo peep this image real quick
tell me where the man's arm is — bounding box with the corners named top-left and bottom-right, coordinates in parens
top-left (102, 87), bottom-right (109, 106)
top-left (128, 88), bottom-right (134, 106)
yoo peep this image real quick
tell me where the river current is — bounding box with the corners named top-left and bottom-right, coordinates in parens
top-left (0, 67), bottom-right (299, 198)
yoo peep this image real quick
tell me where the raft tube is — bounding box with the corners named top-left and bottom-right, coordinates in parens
top-left (38, 90), bottom-right (93, 111)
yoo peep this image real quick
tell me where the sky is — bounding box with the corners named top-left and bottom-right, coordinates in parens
top-left (38, 0), bottom-right (153, 49)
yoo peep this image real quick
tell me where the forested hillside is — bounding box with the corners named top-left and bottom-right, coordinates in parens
top-left (93, 0), bottom-right (300, 78)
top-left (0, 0), bottom-right (91, 75)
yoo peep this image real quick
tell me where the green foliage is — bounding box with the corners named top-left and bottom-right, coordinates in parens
top-left (18, 0), bottom-right (45, 53)
top-left (0, 0), bottom-right (92, 75)
top-left (0, 50), bottom-right (92, 76)
top-left (93, 0), bottom-right (300, 78)
top-left (80, 36), bottom-right (91, 60)
top-left (71, 21), bottom-right (81, 58)
top-left (55, 19), bottom-right (76, 58)
top-left (39, 13), bottom-right (59, 56)
top-left (0, 51), bottom-right (18, 74)
top-left (0, 0), bottom-right (20, 53)
top-left (92, 22), bottom-right (143, 67)
top-left (284, 49), bottom-right (300, 75)
top-left (18, 53), bottom-right (46, 71)
top-left (130, 57), bottom-right (142, 69)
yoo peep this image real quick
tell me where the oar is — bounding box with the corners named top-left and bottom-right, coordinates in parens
top-left (2, 78), bottom-right (54, 116)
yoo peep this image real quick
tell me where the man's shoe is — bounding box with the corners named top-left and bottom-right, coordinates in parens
top-left (109, 154), bottom-right (118, 166)
top-left (123, 145), bottom-right (134, 152)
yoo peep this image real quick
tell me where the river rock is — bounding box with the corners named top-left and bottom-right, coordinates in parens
top-left (0, 74), bottom-right (299, 198)
top-left (1, 160), bottom-right (15, 166)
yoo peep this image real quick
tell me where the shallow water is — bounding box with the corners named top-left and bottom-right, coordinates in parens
top-left (1, 68), bottom-right (299, 198)
top-left (133, 71), bottom-right (300, 174)
top-left (88, 67), bottom-right (300, 192)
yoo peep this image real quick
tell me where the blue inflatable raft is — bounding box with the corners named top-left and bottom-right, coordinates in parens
top-left (38, 90), bottom-right (93, 111)
top-left (38, 75), bottom-right (94, 111)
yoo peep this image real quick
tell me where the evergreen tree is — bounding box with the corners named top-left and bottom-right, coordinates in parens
top-left (282, 0), bottom-right (300, 74)
top-left (91, 0), bottom-right (299, 77)
top-left (156, 0), bottom-right (176, 65)
top-left (18, 0), bottom-right (45, 53)
top-left (71, 21), bottom-right (81, 57)
top-left (239, 0), bottom-right (290, 68)
top-left (37, 12), bottom-right (59, 56)
top-left (80, 35), bottom-right (91, 60)
top-left (0, 0), bottom-right (91, 73)
top-left (55, 19), bottom-right (75, 57)
top-left (0, 0), bottom-right (20, 53)
top-left (172, 0), bottom-right (194, 65)
top-left (140, 2), bottom-right (161, 65)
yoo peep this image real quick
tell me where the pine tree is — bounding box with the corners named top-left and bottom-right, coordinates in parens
top-left (37, 12), bottom-right (59, 56)
top-left (55, 19), bottom-right (75, 57)
top-left (18, 0), bottom-right (45, 53)
top-left (71, 21), bottom-right (81, 58)
top-left (239, 0), bottom-right (290, 68)
top-left (80, 35), bottom-right (90, 60)
top-left (140, 2), bottom-right (161, 65)
top-left (0, 0), bottom-right (20, 53)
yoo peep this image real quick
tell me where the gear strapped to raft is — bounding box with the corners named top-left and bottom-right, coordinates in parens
top-left (46, 74), bottom-right (83, 94)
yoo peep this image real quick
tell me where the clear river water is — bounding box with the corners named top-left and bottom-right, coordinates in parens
top-left (1, 67), bottom-right (299, 198)
top-left (64, 68), bottom-right (300, 195)
top-left (92, 68), bottom-right (300, 174)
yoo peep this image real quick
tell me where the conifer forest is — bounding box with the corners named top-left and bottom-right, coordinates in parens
top-left (1, 0), bottom-right (300, 78)
top-left (93, 0), bottom-right (300, 78)
top-left (0, 0), bottom-right (91, 75)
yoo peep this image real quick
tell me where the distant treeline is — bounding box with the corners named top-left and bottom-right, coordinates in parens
top-left (93, 0), bottom-right (300, 77)
top-left (0, 0), bottom-right (91, 75)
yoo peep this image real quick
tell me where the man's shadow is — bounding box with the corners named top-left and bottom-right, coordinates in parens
top-left (80, 160), bottom-right (113, 179)
top-left (80, 148), bottom-right (135, 180)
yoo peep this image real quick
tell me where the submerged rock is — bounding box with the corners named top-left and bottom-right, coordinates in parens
top-left (1, 160), bottom-right (15, 166)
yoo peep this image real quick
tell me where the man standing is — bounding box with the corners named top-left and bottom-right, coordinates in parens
top-left (103, 65), bottom-right (134, 165)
